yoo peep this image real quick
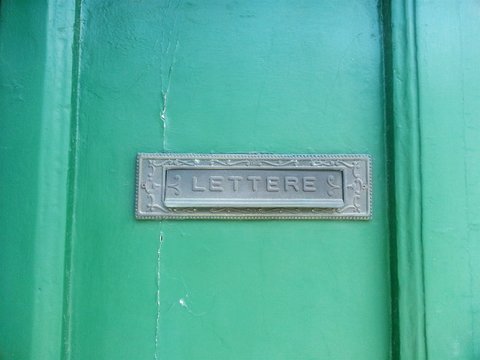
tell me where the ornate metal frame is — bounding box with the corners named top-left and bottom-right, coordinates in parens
top-left (135, 153), bottom-right (372, 220)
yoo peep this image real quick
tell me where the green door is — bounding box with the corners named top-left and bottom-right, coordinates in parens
top-left (70, 2), bottom-right (390, 358)
top-left (2, 1), bottom-right (479, 360)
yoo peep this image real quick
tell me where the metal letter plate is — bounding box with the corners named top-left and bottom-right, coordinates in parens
top-left (136, 154), bottom-right (372, 220)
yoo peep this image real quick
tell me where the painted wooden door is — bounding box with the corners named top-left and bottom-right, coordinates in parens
top-left (1, 1), bottom-right (479, 360)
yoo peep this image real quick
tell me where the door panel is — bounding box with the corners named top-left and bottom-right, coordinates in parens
top-left (69, 1), bottom-right (390, 359)
top-left (0, 1), bottom-right (390, 359)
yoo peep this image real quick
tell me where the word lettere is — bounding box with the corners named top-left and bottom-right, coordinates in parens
top-left (189, 175), bottom-right (318, 193)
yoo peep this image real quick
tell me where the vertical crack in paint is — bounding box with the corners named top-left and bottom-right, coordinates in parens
top-left (154, 230), bottom-right (164, 360)
top-left (160, 39), bottom-right (179, 151)
top-left (155, 4), bottom-right (182, 351)
top-left (159, 0), bottom-right (182, 151)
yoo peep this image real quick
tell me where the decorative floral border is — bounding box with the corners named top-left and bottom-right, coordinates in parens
top-left (136, 153), bottom-right (372, 220)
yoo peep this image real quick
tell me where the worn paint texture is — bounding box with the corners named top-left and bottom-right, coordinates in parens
top-left (416, 2), bottom-right (480, 359)
top-left (67, 1), bottom-right (390, 359)
top-left (0, 1), bottom-right (479, 360)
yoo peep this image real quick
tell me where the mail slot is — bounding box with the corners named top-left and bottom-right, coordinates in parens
top-left (136, 153), bottom-right (371, 220)
top-left (164, 168), bottom-right (344, 208)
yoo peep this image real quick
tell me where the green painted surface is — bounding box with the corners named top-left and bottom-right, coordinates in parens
top-left (416, 1), bottom-right (480, 358)
top-left (0, 2), bottom-right (45, 358)
top-left (387, 0), bottom-right (427, 358)
top-left (67, 1), bottom-right (390, 359)
top-left (0, 1), bottom-right (75, 359)
top-left (4, 1), bottom-right (479, 360)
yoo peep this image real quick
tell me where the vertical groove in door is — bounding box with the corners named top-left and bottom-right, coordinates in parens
top-left (27, 0), bottom-right (78, 358)
top-left (379, 1), bottom-right (398, 358)
top-left (61, 0), bottom-right (84, 359)
top-left (384, 0), bottom-right (428, 359)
